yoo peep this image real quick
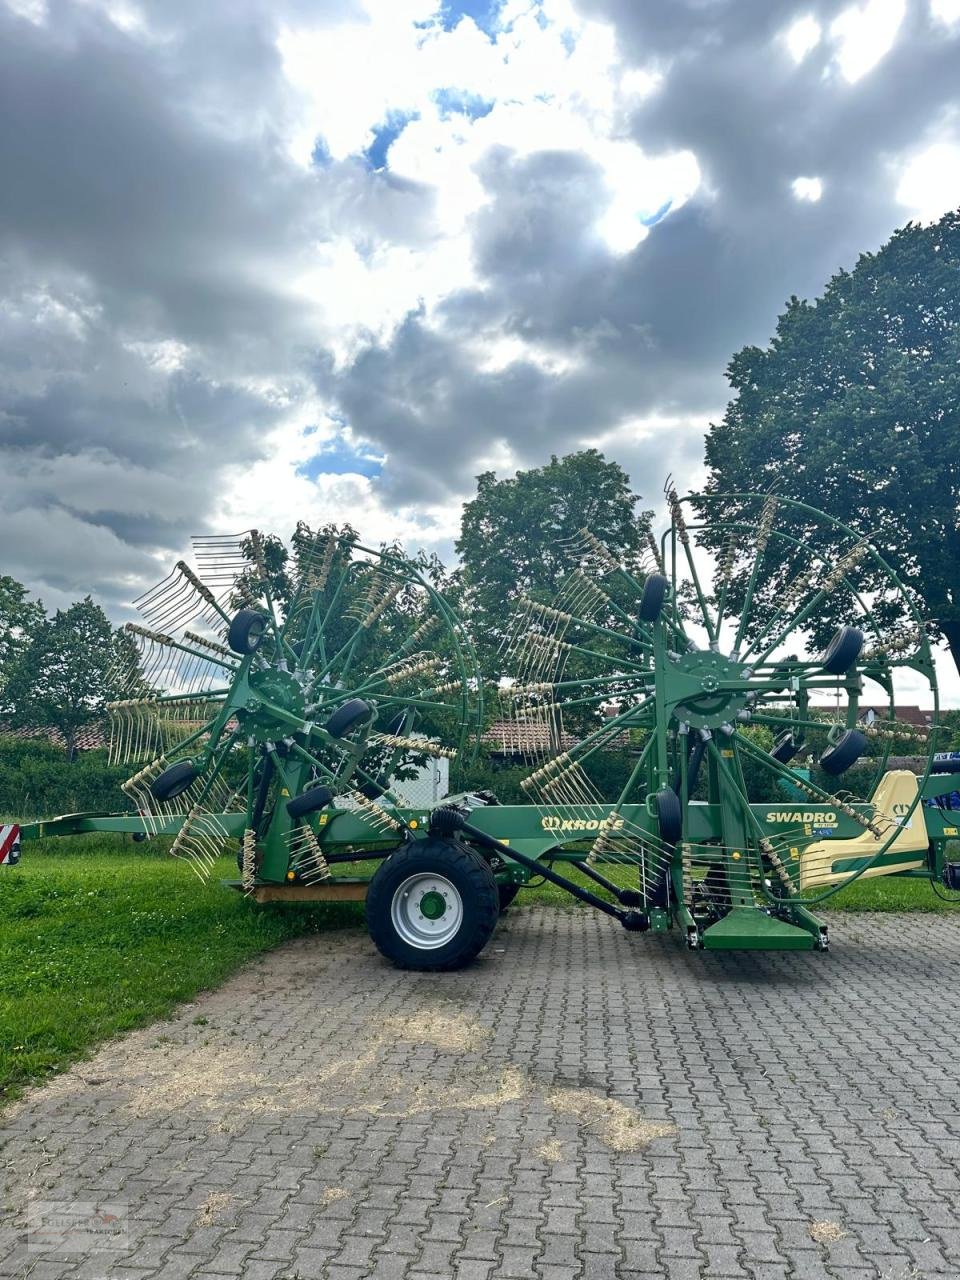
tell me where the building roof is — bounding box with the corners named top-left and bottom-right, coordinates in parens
top-left (0, 722), bottom-right (108, 751)
top-left (861, 705), bottom-right (934, 727)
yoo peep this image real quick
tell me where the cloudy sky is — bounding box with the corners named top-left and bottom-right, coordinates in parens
top-left (2, 0), bottom-right (960, 695)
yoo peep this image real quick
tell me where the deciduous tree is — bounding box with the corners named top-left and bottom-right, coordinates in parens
top-left (700, 210), bottom-right (960, 670)
top-left (457, 449), bottom-right (653, 666)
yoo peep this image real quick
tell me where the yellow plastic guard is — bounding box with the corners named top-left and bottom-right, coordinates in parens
top-left (799, 770), bottom-right (928, 891)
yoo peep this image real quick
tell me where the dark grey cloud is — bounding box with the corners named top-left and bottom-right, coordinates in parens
top-left (329, 0), bottom-right (960, 501)
top-left (0, 0), bottom-right (435, 608)
top-left (2, 0), bottom-right (959, 613)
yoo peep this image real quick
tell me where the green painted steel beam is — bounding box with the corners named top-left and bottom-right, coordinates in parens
top-left (701, 908), bottom-right (816, 951)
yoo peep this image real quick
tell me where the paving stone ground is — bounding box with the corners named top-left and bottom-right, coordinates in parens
top-left (2, 908), bottom-right (959, 1280)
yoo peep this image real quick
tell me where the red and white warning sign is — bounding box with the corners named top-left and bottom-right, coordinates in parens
top-left (0, 824), bottom-right (21, 866)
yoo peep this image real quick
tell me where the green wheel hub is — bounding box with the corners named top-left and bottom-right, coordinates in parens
top-left (239, 669), bottom-right (306, 742)
top-left (672, 649), bottom-right (749, 730)
top-left (419, 890), bottom-right (447, 919)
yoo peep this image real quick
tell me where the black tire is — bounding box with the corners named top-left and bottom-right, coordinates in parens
top-left (820, 729), bottom-right (867, 776)
top-left (228, 608), bottom-right (268, 656)
top-left (286, 785), bottom-right (335, 819)
top-left (325, 698), bottom-right (374, 738)
top-left (655, 787), bottom-right (682, 845)
top-left (822, 626), bottom-right (864, 675)
top-left (131, 831), bottom-right (148, 844)
top-left (771, 731), bottom-right (799, 764)
top-left (639, 573), bottom-right (669, 622)
top-left (366, 837), bottom-right (500, 971)
top-left (150, 760), bottom-right (199, 801)
top-left (498, 882), bottom-right (520, 913)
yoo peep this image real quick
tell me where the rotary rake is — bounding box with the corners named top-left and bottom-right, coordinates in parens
top-left (488, 486), bottom-right (953, 951)
top-left (15, 492), bottom-right (960, 967)
top-left (98, 524), bottom-right (482, 887)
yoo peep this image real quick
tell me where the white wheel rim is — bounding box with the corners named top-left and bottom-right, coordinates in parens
top-left (390, 873), bottom-right (464, 949)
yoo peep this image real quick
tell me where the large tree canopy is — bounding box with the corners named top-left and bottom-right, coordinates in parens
top-left (0, 576), bottom-right (45, 712)
top-left (701, 210), bottom-right (960, 670)
top-left (4, 598), bottom-right (128, 757)
top-left (457, 449), bottom-right (653, 667)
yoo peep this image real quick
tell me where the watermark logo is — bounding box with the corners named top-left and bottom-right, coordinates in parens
top-left (26, 1200), bottom-right (129, 1253)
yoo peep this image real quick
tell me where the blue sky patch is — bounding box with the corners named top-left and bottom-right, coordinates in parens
top-left (363, 110), bottom-right (419, 171)
top-left (432, 87), bottom-right (495, 120)
top-left (311, 136), bottom-right (331, 169)
top-left (641, 199), bottom-right (673, 228)
top-left (297, 435), bottom-right (384, 481)
top-left (440, 0), bottom-right (504, 38)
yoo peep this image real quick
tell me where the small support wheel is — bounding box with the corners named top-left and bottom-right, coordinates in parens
top-left (771, 731), bottom-right (800, 764)
top-left (366, 837), bottom-right (500, 970)
top-left (654, 787), bottom-right (682, 845)
top-left (639, 573), bottom-right (669, 622)
top-left (820, 729), bottom-right (867, 776)
top-left (325, 698), bottom-right (374, 738)
top-left (228, 608), bottom-right (268, 655)
top-left (286, 785), bottom-right (335, 819)
top-left (150, 760), bottom-right (200, 801)
top-left (822, 626), bottom-right (864, 675)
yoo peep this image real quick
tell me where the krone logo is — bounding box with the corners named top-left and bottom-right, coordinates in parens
top-left (541, 815), bottom-right (626, 833)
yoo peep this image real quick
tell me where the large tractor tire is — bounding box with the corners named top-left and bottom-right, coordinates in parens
top-left (366, 838), bottom-right (499, 970)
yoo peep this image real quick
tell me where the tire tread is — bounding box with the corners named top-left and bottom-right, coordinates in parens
top-left (366, 840), bottom-right (499, 971)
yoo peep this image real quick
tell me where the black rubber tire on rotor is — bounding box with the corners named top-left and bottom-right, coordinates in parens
top-left (150, 760), bottom-right (200, 802)
top-left (497, 882), bottom-right (520, 913)
top-left (771, 731), bottom-right (800, 764)
top-left (655, 787), bottom-right (682, 846)
top-left (820, 728), bottom-right (867, 776)
top-left (639, 573), bottom-right (669, 622)
top-left (227, 608), bottom-right (268, 656)
top-left (286, 785), bottom-right (335, 819)
top-left (325, 698), bottom-right (374, 738)
top-left (822, 626), bottom-right (864, 675)
top-left (365, 838), bottom-right (500, 971)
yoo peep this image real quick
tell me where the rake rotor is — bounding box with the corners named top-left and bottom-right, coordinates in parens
top-left (110, 527), bottom-right (481, 882)
top-left (502, 488), bottom-right (941, 939)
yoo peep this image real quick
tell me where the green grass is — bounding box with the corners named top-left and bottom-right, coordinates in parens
top-left (2, 834), bottom-right (957, 1106)
top-left (514, 861), bottom-right (960, 913)
top-left (0, 833), bottom-right (362, 1103)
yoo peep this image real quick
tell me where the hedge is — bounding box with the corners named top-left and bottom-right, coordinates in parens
top-left (0, 738), bottom-right (131, 820)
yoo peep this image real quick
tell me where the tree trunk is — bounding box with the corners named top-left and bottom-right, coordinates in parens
top-left (940, 618), bottom-right (960, 680)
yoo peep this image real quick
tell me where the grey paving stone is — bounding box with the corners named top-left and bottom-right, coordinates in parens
top-left (1, 912), bottom-right (959, 1280)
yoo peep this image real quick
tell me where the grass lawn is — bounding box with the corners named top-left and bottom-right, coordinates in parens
top-left (0, 833), bottom-right (362, 1104)
top-left (1, 832), bottom-right (957, 1105)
